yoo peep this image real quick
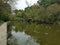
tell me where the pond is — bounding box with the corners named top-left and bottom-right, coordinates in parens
top-left (8, 30), bottom-right (40, 45)
top-left (8, 21), bottom-right (60, 45)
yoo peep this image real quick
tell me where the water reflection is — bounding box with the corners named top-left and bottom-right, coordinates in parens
top-left (8, 21), bottom-right (60, 45)
top-left (8, 30), bottom-right (40, 45)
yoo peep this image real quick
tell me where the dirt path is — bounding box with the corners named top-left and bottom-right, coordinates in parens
top-left (0, 22), bottom-right (7, 45)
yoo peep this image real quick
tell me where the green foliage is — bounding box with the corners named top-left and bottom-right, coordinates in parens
top-left (14, 10), bottom-right (28, 21)
top-left (0, 20), bottom-right (4, 25)
top-left (25, 5), bottom-right (49, 22)
top-left (0, 0), bottom-right (60, 24)
top-left (25, 5), bottom-right (41, 21)
top-left (0, 3), bottom-right (11, 21)
top-left (14, 3), bottom-right (60, 24)
top-left (38, 0), bottom-right (60, 6)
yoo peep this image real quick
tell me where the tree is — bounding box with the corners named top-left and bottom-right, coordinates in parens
top-left (0, 3), bottom-right (11, 21)
top-left (14, 10), bottom-right (28, 21)
top-left (25, 5), bottom-right (42, 21)
top-left (38, 0), bottom-right (60, 6)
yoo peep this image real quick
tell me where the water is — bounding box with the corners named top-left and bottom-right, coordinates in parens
top-left (8, 30), bottom-right (40, 45)
top-left (8, 21), bottom-right (60, 45)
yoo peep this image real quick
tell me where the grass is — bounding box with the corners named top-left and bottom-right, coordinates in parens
top-left (0, 20), bottom-right (4, 25)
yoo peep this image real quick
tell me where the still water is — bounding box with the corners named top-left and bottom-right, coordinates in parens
top-left (8, 30), bottom-right (40, 45)
top-left (8, 21), bottom-right (60, 45)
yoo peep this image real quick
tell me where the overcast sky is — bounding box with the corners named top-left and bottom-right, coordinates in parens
top-left (16, 0), bottom-right (38, 10)
top-left (8, 0), bottom-right (38, 10)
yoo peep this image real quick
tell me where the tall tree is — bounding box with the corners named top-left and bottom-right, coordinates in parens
top-left (38, 0), bottom-right (60, 6)
top-left (0, 1), bottom-right (11, 21)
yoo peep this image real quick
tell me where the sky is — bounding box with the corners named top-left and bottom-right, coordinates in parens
top-left (8, 0), bottom-right (38, 10)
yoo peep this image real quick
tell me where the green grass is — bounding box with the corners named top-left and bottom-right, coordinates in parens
top-left (0, 20), bottom-right (4, 25)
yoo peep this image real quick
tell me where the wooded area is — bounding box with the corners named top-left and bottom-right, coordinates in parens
top-left (0, 0), bottom-right (60, 45)
top-left (0, 0), bottom-right (60, 24)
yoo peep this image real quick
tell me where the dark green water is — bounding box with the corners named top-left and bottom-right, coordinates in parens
top-left (8, 21), bottom-right (60, 45)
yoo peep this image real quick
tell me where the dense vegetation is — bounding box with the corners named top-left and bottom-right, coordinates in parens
top-left (0, 0), bottom-right (11, 22)
top-left (0, 0), bottom-right (60, 45)
top-left (13, 0), bottom-right (60, 24)
top-left (0, 0), bottom-right (60, 24)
